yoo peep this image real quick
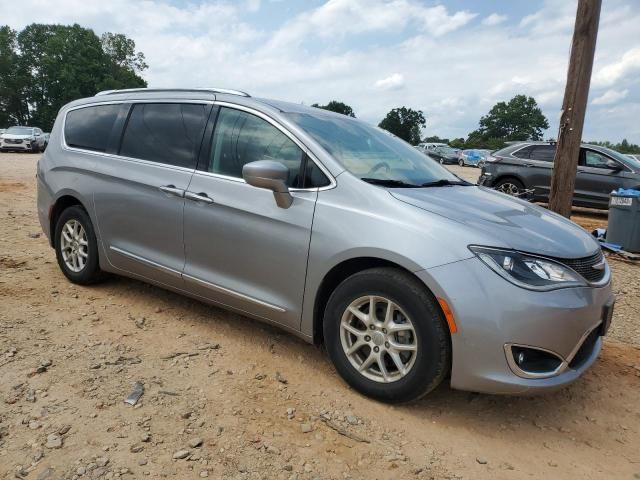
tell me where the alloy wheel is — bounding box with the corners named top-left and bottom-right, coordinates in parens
top-left (340, 296), bottom-right (418, 383)
top-left (60, 219), bottom-right (89, 272)
top-left (497, 182), bottom-right (521, 196)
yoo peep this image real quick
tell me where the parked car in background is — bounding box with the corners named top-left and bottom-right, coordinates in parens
top-left (478, 141), bottom-right (640, 209)
top-left (627, 154), bottom-right (640, 162)
top-left (427, 145), bottom-right (460, 165)
top-left (42, 132), bottom-right (50, 150)
top-left (416, 142), bottom-right (447, 154)
top-left (0, 126), bottom-right (47, 153)
top-left (458, 149), bottom-right (492, 167)
top-left (38, 88), bottom-right (613, 403)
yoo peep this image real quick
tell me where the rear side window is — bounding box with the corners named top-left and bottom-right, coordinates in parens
top-left (120, 103), bottom-right (208, 169)
top-left (512, 145), bottom-right (535, 159)
top-left (65, 105), bottom-right (121, 152)
top-left (529, 145), bottom-right (556, 162)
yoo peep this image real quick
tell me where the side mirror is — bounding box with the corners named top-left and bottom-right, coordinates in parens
top-left (242, 160), bottom-right (293, 209)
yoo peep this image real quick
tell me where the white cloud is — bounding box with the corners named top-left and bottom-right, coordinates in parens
top-left (374, 73), bottom-right (405, 91)
top-left (415, 5), bottom-right (477, 37)
top-left (267, 0), bottom-right (475, 48)
top-left (1, 0), bottom-right (639, 143)
top-left (593, 47), bottom-right (640, 87)
top-left (482, 13), bottom-right (507, 27)
top-left (592, 89), bottom-right (629, 105)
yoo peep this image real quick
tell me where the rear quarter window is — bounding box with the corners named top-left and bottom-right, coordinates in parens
top-left (119, 103), bottom-right (208, 169)
top-left (64, 105), bottom-right (122, 152)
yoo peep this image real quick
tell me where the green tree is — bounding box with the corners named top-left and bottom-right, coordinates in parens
top-left (472, 94), bottom-right (549, 142)
top-left (0, 26), bottom-right (29, 126)
top-left (588, 138), bottom-right (640, 154)
top-left (378, 107), bottom-right (426, 145)
top-left (311, 100), bottom-right (356, 117)
top-left (422, 135), bottom-right (449, 144)
top-left (449, 137), bottom-right (466, 149)
top-left (0, 23), bottom-right (147, 130)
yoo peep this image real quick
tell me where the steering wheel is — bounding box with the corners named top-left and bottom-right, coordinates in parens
top-left (367, 162), bottom-right (391, 176)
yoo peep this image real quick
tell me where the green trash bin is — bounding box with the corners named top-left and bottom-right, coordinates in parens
top-left (607, 191), bottom-right (640, 253)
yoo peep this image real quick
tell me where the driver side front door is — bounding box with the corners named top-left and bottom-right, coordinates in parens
top-left (182, 105), bottom-right (330, 332)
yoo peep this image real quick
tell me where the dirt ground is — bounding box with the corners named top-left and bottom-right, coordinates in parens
top-left (1, 154), bottom-right (639, 480)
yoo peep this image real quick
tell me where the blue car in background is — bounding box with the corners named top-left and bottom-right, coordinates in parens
top-left (458, 149), bottom-right (492, 167)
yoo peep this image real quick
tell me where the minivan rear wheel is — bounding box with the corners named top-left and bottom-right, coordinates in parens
top-left (494, 177), bottom-right (525, 197)
top-left (54, 206), bottom-right (103, 284)
top-left (323, 267), bottom-right (450, 403)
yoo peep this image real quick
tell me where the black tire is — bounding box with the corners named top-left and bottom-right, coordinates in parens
top-left (493, 177), bottom-right (525, 196)
top-left (439, 158), bottom-right (444, 165)
top-left (458, 159), bottom-right (464, 167)
top-left (54, 205), bottom-right (103, 285)
top-left (323, 267), bottom-right (451, 403)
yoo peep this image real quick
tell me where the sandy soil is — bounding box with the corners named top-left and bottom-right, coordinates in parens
top-left (1, 154), bottom-right (639, 480)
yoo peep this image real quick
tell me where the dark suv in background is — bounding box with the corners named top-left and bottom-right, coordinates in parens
top-left (478, 142), bottom-right (640, 209)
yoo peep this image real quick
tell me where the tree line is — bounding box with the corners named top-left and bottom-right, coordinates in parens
top-left (314, 95), bottom-right (639, 154)
top-left (0, 24), bottom-right (147, 130)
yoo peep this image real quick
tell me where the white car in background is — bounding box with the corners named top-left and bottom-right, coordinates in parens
top-left (0, 126), bottom-right (47, 153)
top-left (416, 142), bottom-right (447, 154)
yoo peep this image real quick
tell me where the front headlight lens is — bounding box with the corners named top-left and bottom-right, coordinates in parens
top-left (470, 246), bottom-right (586, 291)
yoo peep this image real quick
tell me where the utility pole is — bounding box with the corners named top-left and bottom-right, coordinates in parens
top-left (548, 0), bottom-right (601, 218)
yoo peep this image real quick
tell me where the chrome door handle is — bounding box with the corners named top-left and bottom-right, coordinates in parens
top-left (159, 185), bottom-right (185, 197)
top-left (185, 191), bottom-right (214, 204)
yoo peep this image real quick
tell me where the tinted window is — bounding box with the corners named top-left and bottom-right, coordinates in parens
top-left (120, 103), bottom-right (207, 168)
top-left (300, 157), bottom-right (330, 188)
top-left (65, 105), bottom-right (121, 152)
top-left (209, 107), bottom-right (304, 187)
top-left (530, 145), bottom-right (556, 162)
top-left (584, 150), bottom-right (614, 169)
top-left (512, 145), bottom-right (535, 159)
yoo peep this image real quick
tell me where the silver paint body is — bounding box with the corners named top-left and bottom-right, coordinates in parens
top-left (37, 90), bottom-right (613, 394)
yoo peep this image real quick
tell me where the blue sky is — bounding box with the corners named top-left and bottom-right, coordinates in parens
top-left (4, 0), bottom-right (640, 143)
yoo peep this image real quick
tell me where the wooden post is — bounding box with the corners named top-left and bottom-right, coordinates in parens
top-left (548, 0), bottom-right (601, 217)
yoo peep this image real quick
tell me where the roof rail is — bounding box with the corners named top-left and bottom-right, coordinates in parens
top-left (95, 87), bottom-right (251, 97)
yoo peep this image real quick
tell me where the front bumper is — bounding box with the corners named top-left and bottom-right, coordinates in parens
top-left (477, 172), bottom-right (493, 186)
top-left (1, 141), bottom-right (33, 150)
top-left (418, 257), bottom-right (613, 395)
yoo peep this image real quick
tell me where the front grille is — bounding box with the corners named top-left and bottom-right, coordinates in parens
top-left (554, 250), bottom-right (605, 283)
top-left (5, 139), bottom-right (23, 144)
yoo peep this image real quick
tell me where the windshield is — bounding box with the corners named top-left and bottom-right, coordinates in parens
top-left (6, 127), bottom-right (33, 135)
top-left (286, 112), bottom-right (460, 185)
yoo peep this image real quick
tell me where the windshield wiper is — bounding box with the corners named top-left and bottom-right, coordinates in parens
top-left (420, 179), bottom-right (471, 187)
top-left (361, 178), bottom-right (420, 188)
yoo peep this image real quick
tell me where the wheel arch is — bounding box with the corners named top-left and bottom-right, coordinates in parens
top-left (48, 193), bottom-right (89, 247)
top-left (311, 256), bottom-right (445, 345)
top-left (492, 174), bottom-right (527, 189)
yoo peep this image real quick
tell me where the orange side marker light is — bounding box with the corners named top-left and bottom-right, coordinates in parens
top-left (437, 297), bottom-right (458, 334)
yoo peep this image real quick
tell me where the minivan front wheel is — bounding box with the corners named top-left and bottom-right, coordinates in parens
top-left (324, 268), bottom-right (450, 403)
top-left (54, 206), bottom-right (102, 284)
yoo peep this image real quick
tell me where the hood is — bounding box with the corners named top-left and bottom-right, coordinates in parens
top-left (2, 133), bottom-right (32, 140)
top-left (391, 185), bottom-right (600, 259)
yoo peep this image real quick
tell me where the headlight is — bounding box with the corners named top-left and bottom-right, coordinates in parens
top-left (469, 246), bottom-right (586, 291)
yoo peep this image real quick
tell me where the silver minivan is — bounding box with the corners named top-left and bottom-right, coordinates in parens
top-left (37, 88), bottom-right (614, 402)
